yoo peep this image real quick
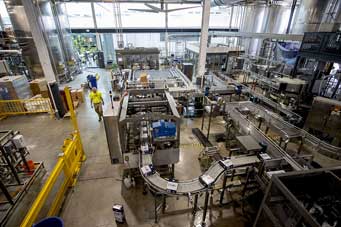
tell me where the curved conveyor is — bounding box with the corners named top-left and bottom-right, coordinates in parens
top-left (138, 123), bottom-right (259, 195)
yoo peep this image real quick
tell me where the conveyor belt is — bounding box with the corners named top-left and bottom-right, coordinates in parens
top-left (137, 97), bottom-right (339, 195)
top-left (139, 122), bottom-right (259, 195)
top-left (226, 102), bottom-right (303, 170)
top-left (231, 102), bottom-right (341, 160)
top-left (213, 72), bottom-right (303, 123)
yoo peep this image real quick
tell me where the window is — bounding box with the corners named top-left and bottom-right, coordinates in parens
top-left (120, 3), bottom-right (165, 28)
top-left (0, 0), bottom-right (12, 29)
top-left (94, 3), bottom-right (115, 28)
top-left (168, 4), bottom-right (202, 28)
top-left (65, 3), bottom-right (94, 28)
top-left (65, 2), bottom-right (236, 29)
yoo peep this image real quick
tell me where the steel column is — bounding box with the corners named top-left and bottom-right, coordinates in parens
top-left (219, 173), bottom-right (228, 205)
top-left (206, 104), bottom-right (213, 139)
top-left (201, 110), bottom-right (205, 130)
top-left (0, 179), bottom-right (13, 205)
top-left (286, 0), bottom-right (298, 34)
top-left (193, 194), bottom-right (199, 214)
top-left (198, 0), bottom-right (211, 88)
top-left (202, 190), bottom-right (210, 225)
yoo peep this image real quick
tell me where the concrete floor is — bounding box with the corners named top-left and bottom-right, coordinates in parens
top-left (0, 69), bottom-right (252, 227)
top-left (3, 68), bottom-right (339, 227)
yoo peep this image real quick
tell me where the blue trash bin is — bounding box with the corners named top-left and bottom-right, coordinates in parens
top-left (32, 217), bottom-right (64, 227)
top-left (87, 75), bottom-right (97, 88)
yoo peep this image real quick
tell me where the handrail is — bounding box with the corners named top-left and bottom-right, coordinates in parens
top-left (0, 98), bottom-right (53, 117)
top-left (20, 87), bottom-right (86, 227)
top-left (238, 101), bottom-right (341, 159)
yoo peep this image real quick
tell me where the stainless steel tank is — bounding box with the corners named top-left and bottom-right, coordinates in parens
top-left (291, 0), bottom-right (341, 33)
top-left (54, 2), bottom-right (75, 62)
top-left (5, 2), bottom-right (44, 77)
top-left (4, 0), bottom-right (74, 81)
top-left (240, 4), bottom-right (292, 55)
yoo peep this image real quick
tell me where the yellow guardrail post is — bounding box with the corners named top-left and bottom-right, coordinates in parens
top-left (20, 87), bottom-right (86, 227)
top-left (64, 86), bottom-right (86, 162)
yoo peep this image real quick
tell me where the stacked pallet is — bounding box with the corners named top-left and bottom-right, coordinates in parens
top-left (0, 75), bottom-right (32, 100)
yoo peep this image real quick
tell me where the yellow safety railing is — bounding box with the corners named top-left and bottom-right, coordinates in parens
top-left (20, 87), bottom-right (86, 227)
top-left (0, 98), bottom-right (53, 116)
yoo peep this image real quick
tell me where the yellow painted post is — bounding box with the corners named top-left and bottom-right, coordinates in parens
top-left (64, 87), bottom-right (79, 132)
top-left (20, 90), bottom-right (87, 227)
top-left (64, 87), bottom-right (86, 162)
top-left (20, 160), bottom-right (64, 227)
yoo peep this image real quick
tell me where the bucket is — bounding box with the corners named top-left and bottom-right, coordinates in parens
top-left (32, 217), bottom-right (64, 227)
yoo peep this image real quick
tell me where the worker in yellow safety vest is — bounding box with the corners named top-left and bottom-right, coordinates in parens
top-left (89, 87), bottom-right (104, 121)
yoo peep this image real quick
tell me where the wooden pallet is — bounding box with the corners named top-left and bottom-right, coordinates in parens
top-left (63, 110), bottom-right (77, 118)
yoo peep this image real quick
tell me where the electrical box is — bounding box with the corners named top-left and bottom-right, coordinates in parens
top-left (12, 134), bottom-right (25, 149)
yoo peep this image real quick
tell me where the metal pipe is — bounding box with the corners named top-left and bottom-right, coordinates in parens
top-left (286, 0), bottom-right (297, 34)
top-left (0, 50), bottom-right (21, 54)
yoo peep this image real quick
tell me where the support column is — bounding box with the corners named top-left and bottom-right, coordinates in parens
top-left (197, 0), bottom-right (211, 88)
top-left (22, 1), bottom-right (56, 83)
top-left (165, 4), bottom-right (169, 60)
top-left (22, 0), bottom-right (58, 115)
top-left (91, 2), bottom-right (103, 51)
top-left (286, 0), bottom-right (298, 34)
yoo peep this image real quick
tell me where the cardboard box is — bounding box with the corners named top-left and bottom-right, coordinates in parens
top-left (70, 90), bottom-right (78, 101)
top-left (29, 78), bottom-right (48, 96)
top-left (41, 90), bottom-right (49, 98)
top-left (0, 75), bottom-right (32, 100)
top-left (77, 88), bottom-right (84, 103)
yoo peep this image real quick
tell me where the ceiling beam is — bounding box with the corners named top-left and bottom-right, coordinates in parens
top-left (60, 0), bottom-right (202, 4)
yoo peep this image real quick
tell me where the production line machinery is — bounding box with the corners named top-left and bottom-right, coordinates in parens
top-left (104, 87), bottom-right (319, 224)
top-left (213, 71), bottom-right (303, 124)
top-left (102, 82), bottom-right (341, 226)
top-left (207, 72), bottom-right (341, 160)
top-left (226, 101), bottom-right (341, 161)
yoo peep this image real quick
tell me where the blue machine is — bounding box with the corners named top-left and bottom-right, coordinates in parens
top-left (87, 75), bottom-right (97, 88)
top-left (152, 120), bottom-right (176, 138)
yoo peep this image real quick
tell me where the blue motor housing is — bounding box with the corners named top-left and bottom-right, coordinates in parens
top-left (152, 120), bottom-right (176, 138)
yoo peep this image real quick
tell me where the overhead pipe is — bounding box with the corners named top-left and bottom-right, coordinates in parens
top-left (0, 50), bottom-right (21, 54)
